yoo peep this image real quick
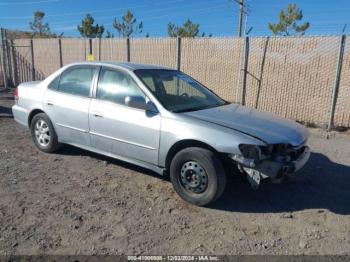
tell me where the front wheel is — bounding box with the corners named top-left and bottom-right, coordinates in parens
top-left (30, 113), bottom-right (61, 153)
top-left (170, 147), bottom-right (226, 206)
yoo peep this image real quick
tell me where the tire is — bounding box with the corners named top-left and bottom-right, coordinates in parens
top-left (170, 147), bottom-right (226, 206)
top-left (30, 113), bottom-right (61, 153)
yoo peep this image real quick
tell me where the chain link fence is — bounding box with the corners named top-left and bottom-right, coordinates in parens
top-left (245, 36), bottom-right (340, 126)
top-left (1, 28), bottom-right (349, 128)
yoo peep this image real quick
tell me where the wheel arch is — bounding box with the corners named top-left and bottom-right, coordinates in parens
top-left (28, 109), bottom-right (46, 127)
top-left (165, 139), bottom-right (219, 172)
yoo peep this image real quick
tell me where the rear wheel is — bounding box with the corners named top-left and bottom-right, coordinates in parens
top-left (30, 113), bottom-right (61, 153)
top-left (170, 147), bottom-right (226, 206)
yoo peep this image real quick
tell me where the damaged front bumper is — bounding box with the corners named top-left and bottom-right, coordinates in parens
top-left (231, 145), bottom-right (311, 189)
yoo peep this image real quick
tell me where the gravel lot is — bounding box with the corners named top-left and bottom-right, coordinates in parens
top-left (0, 90), bottom-right (349, 255)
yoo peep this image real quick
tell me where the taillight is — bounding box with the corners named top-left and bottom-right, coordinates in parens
top-left (14, 87), bottom-right (18, 103)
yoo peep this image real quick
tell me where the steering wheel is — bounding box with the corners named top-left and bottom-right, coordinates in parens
top-left (180, 93), bottom-right (189, 98)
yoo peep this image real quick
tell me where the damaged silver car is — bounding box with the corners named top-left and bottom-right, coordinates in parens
top-left (12, 62), bottom-right (310, 206)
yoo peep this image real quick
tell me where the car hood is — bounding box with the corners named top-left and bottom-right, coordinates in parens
top-left (184, 103), bottom-right (309, 146)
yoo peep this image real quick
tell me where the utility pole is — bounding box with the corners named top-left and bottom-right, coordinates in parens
top-left (238, 0), bottom-right (244, 37)
top-left (233, 0), bottom-right (247, 37)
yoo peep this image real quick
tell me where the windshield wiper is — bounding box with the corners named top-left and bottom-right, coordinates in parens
top-left (173, 108), bottom-right (199, 113)
top-left (173, 104), bottom-right (223, 113)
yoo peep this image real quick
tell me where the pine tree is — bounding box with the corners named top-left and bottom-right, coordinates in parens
top-left (113, 10), bottom-right (143, 37)
top-left (77, 14), bottom-right (105, 38)
top-left (269, 4), bottom-right (310, 36)
top-left (168, 19), bottom-right (209, 37)
top-left (29, 11), bottom-right (53, 37)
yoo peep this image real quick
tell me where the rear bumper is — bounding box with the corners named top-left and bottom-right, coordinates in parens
top-left (12, 105), bottom-right (29, 127)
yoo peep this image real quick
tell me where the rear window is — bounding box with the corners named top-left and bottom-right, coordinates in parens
top-left (57, 67), bottom-right (95, 97)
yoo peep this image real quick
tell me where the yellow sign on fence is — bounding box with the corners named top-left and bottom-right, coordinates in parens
top-left (87, 54), bottom-right (94, 61)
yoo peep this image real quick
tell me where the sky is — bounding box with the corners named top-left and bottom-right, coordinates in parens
top-left (0, 0), bottom-right (350, 37)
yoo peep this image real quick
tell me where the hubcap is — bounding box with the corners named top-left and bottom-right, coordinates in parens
top-left (180, 161), bottom-right (208, 193)
top-left (34, 119), bottom-right (50, 147)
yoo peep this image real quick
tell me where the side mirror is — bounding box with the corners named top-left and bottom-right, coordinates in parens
top-left (124, 96), bottom-right (147, 110)
top-left (146, 101), bottom-right (158, 114)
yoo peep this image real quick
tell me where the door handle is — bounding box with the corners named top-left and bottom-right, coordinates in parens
top-left (46, 101), bottom-right (54, 106)
top-left (92, 111), bottom-right (103, 118)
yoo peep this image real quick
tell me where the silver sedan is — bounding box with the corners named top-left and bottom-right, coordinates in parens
top-left (12, 62), bottom-right (310, 206)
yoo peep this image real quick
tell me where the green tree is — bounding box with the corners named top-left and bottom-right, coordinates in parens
top-left (168, 19), bottom-right (210, 37)
top-left (77, 14), bottom-right (105, 38)
top-left (29, 11), bottom-right (53, 37)
top-left (105, 30), bottom-right (114, 38)
top-left (113, 10), bottom-right (143, 37)
top-left (268, 4), bottom-right (310, 36)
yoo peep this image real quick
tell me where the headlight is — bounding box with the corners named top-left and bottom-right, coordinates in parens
top-left (238, 144), bottom-right (262, 161)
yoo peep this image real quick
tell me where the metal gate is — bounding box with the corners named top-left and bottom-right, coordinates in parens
top-left (0, 28), bottom-right (35, 90)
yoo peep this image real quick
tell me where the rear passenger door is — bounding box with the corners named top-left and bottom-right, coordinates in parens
top-left (44, 65), bottom-right (98, 146)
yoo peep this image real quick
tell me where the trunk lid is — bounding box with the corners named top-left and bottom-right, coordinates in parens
top-left (19, 81), bottom-right (42, 88)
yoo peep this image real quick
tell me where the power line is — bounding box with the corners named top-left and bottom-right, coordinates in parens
top-left (4, 0), bottom-right (228, 29)
top-left (3, 0), bottom-right (228, 31)
top-left (0, 0), bottom-right (186, 19)
top-left (56, 4), bottom-right (230, 32)
top-left (0, 0), bottom-right (59, 5)
top-left (46, 0), bottom-right (226, 26)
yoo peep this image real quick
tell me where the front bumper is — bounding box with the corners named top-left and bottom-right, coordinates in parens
top-left (293, 146), bottom-right (311, 173)
top-left (239, 145), bottom-right (311, 179)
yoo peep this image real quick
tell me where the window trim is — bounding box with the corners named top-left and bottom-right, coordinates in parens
top-left (48, 75), bottom-right (60, 90)
top-left (49, 65), bottom-right (99, 98)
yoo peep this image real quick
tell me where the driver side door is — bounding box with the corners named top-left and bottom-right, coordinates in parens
top-left (89, 67), bottom-right (161, 165)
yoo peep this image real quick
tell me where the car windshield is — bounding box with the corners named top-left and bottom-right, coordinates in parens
top-left (134, 69), bottom-right (228, 113)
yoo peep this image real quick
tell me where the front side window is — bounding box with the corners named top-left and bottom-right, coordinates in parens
top-left (58, 67), bottom-right (95, 97)
top-left (97, 68), bottom-right (145, 106)
top-left (135, 69), bottom-right (227, 113)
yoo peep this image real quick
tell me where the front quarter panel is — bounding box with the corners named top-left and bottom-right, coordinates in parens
top-left (158, 113), bottom-right (266, 167)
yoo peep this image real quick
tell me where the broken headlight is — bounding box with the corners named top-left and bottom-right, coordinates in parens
top-left (238, 144), bottom-right (262, 161)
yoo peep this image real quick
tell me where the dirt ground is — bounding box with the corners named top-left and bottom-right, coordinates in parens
top-left (0, 90), bottom-right (349, 256)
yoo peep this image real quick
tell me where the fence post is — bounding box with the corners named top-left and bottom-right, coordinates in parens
top-left (58, 38), bottom-right (63, 67)
top-left (240, 36), bottom-right (249, 105)
top-left (126, 37), bottom-right (130, 62)
top-left (89, 38), bottom-right (92, 55)
top-left (176, 37), bottom-right (181, 70)
top-left (30, 39), bottom-right (35, 81)
top-left (328, 34), bottom-right (346, 130)
top-left (98, 37), bottom-right (101, 61)
top-left (10, 39), bottom-right (18, 87)
top-left (0, 28), bottom-right (8, 89)
top-left (0, 47), bottom-right (4, 90)
top-left (4, 30), bottom-right (14, 87)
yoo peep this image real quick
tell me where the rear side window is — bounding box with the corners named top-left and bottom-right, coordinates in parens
top-left (58, 67), bottom-right (95, 97)
top-left (97, 68), bottom-right (145, 106)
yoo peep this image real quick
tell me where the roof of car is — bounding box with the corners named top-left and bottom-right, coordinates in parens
top-left (70, 61), bottom-right (173, 71)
